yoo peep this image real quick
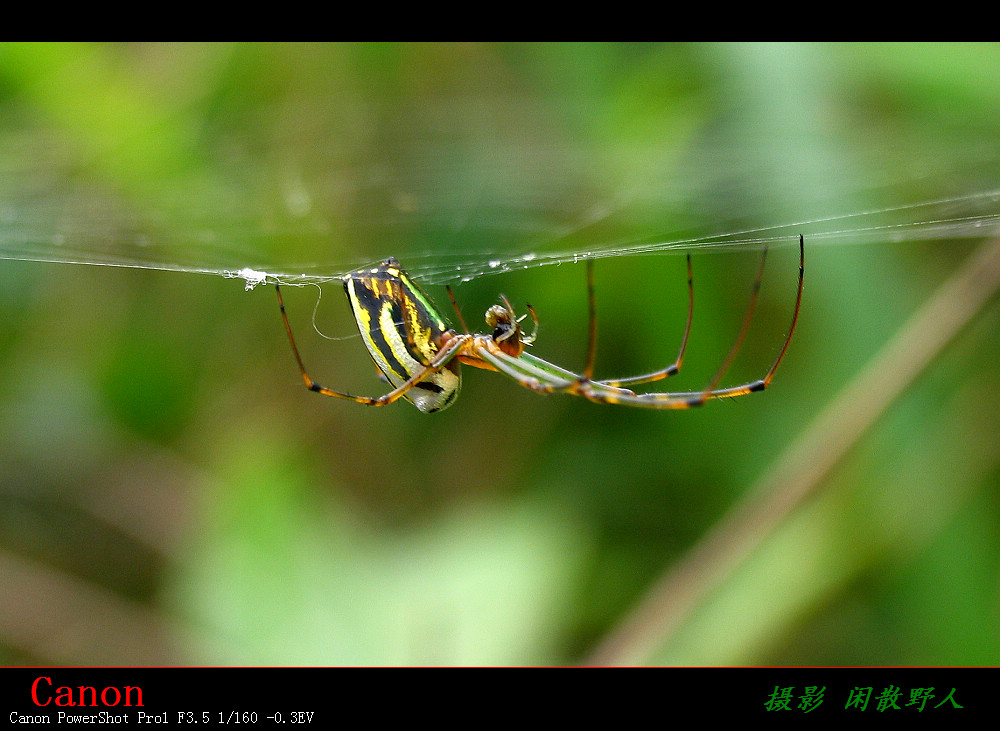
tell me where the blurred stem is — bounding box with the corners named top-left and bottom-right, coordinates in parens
top-left (586, 237), bottom-right (1000, 667)
top-left (0, 549), bottom-right (179, 665)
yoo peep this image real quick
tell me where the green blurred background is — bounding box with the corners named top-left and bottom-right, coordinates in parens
top-left (1, 43), bottom-right (999, 666)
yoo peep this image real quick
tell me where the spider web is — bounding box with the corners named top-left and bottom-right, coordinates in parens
top-left (2, 185), bottom-right (999, 292)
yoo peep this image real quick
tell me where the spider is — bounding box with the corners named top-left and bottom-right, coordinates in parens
top-left (275, 235), bottom-right (803, 413)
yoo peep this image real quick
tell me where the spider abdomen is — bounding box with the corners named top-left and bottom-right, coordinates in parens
top-left (344, 259), bottom-right (462, 412)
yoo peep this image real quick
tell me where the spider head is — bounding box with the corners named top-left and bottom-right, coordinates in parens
top-left (485, 304), bottom-right (523, 357)
top-left (484, 296), bottom-right (538, 357)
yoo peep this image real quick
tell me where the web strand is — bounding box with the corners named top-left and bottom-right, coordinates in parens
top-left (2, 189), bottom-right (999, 290)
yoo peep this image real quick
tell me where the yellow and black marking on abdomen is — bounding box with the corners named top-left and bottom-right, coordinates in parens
top-left (344, 258), bottom-right (461, 413)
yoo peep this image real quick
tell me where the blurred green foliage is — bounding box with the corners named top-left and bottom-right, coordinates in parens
top-left (0, 43), bottom-right (998, 665)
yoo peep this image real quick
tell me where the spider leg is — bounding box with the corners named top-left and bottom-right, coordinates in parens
top-left (519, 351), bottom-right (589, 381)
top-left (580, 235), bottom-right (804, 409)
top-left (473, 347), bottom-right (568, 393)
top-left (474, 344), bottom-right (636, 400)
top-left (754, 234), bottom-right (804, 391)
top-left (446, 284), bottom-right (471, 334)
top-left (698, 244), bottom-right (770, 397)
top-left (598, 253), bottom-right (693, 387)
top-left (519, 303), bottom-right (539, 345)
top-left (276, 283), bottom-right (466, 406)
top-left (583, 258), bottom-right (597, 381)
top-left (477, 236), bottom-right (803, 410)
